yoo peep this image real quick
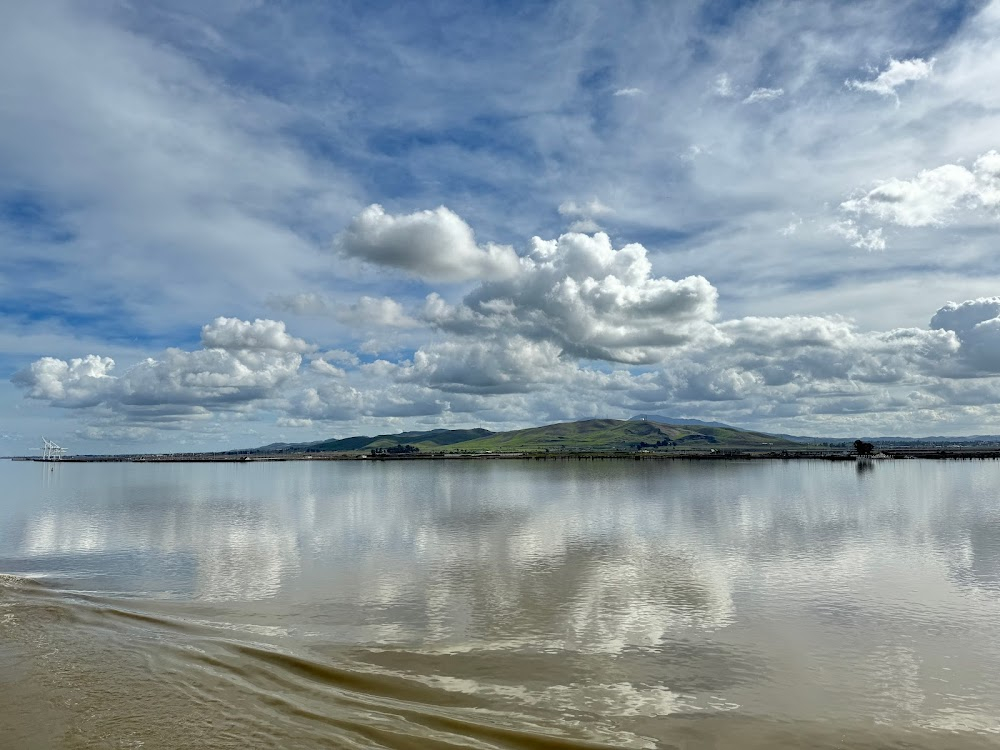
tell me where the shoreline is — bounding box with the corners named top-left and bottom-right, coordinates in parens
top-left (10, 447), bottom-right (1000, 463)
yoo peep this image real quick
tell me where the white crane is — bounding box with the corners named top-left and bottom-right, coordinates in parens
top-left (41, 438), bottom-right (67, 461)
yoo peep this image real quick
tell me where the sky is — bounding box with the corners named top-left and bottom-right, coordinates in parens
top-left (4, 0), bottom-right (1000, 455)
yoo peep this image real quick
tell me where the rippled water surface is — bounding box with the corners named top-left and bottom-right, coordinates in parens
top-left (2, 458), bottom-right (1000, 748)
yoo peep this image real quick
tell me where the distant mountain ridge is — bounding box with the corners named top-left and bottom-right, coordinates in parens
top-left (770, 433), bottom-right (1000, 445)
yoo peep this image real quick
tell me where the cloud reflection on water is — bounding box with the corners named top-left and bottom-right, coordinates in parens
top-left (4, 459), bottom-right (1000, 731)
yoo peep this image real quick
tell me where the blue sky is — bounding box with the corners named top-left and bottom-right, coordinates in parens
top-left (4, 0), bottom-right (1000, 453)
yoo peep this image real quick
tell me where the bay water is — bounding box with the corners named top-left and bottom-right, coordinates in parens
top-left (2, 458), bottom-right (999, 748)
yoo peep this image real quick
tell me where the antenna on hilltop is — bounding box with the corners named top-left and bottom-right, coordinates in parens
top-left (42, 438), bottom-right (67, 461)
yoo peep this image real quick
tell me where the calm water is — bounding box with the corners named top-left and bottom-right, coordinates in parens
top-left (2, 458), bottom-right (1000, 749)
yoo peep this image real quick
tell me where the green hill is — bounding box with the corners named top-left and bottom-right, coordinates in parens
top-left (443, 419), bottom-right (790, 453)
top-left (293, 428), bottom-right (494, 453)
top-left (254, 420), bottom-right (793, 455)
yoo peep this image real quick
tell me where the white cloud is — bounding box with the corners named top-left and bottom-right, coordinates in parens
top-left (336, 296), bottom-right (419, 328)
top-left (742, 87), bottom-right (784, 104)
top-left (13, 318), bottom-right (308, 420)
top-left (713, 73), bottom-right (734, 97)
top-left (389, 337), bottom-right (569, 394)
top-left (633, 313), bottom-right (962, 423)
top-left (200, 317), bottom-right (314, 353)
top-left (840, 151), bottom-right (1000, 229)
top-left (310, 358), bottom-right (347, 378)
top-left (716, 316), bottom-right (958, 383)
top-left (288, 379), bottom-right (449, 422)
top-left (846, 57), bottom-right (934, 100)
top-left (351, 299), bottom-right (976, 435)
top-left (12, 355), bottom-right (116, 408)
top-left (828, 220), bottom-right (886, 251)
top-left (321, 349), bottom-right (361, 367)
top-left (930, 297), bottom-right (1000, 374)
top-left (567, 218), bottom-right (603, 233)
top-left (558, 199), bottom-right (615, 218)
top-left (423, 230), bottom-right (719, 364)
top-left (335, 204), bottom-right (520, 282)
top-left (558, 199), bottom-right (615, 232)
top-left (11, 297), bottom-right (1000, 443)
top-left (779, 217), bottom-right (802, 236)
top-left (276, 417), bottom-right (314, 428)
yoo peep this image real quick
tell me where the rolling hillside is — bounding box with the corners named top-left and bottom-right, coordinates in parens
top-left (253, 419), bottom-right (795, 455)
top-left (440, 419), bottom-right (792, 452)
top-left (256, 428), bottom-right (495, 454)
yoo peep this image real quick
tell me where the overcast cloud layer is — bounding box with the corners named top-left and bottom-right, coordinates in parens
top-left (5, 0), bottom-right (1000, 453)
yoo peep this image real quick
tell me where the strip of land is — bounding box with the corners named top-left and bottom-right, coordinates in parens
top-left (12, 417), bottom-right (1000, 462)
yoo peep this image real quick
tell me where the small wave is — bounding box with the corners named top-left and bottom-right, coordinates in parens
top-left (0, 580), bottom-right (655, 747)
top-left (4, 575), bottom-right (998, 749)
top-left (0, 572), bottom-right (51, 590)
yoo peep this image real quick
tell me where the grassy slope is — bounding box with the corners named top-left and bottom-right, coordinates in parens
top-left (302, 428), bottom-right (493, 453)
top-left (266, 421), bottom-right (793, 454)
top-left (442, 419), bottom-right (792, 452)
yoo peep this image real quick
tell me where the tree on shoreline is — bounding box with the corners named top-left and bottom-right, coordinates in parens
top-left (853, 439), bottom-right (874, 456)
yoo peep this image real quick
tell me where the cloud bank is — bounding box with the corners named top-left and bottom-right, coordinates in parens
top-left (14, 209), bottom-right (1000, 444)
top-left (13, 318), bottom-right (309, 425)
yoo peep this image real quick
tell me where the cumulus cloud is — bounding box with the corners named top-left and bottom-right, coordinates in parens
top-left (635, 314), bottom-right (961, 420)
top-left (743, 87), bottom-right (784, 104)
top-left (358, 301), bottom-right (972, 432)
top-left (14, 296), bottom-right (1000, 441)
top-left (337, 296), bottom-right (419, 328)
top-left (309, 358), bottom-right (347, 378)
top-left (12, 355), bottom-right (116, 408)
top-left (840, 151), bottom-right (1000, 229)
top-left (716, 316), bottom-right (957, 384)
top-left (613, 87), bottom-right (643, 97)
top-left (930, 297), bottom-right (1000, 374)
top-left (321, 349), bottom-right (361, 366)
top-left (200, 317), bottom-right (313, 353)
top-left (288, 379), bottom-right (448, 422)
top-left (388, 337), bottom-right (569, 394)
top-left (335, 204), bottom-right (520, 282)
top-left (13, 318), bottom-right (309, 420)
top-left (423, 231), bottom-right (719, 364)
top-left (846, 57), bottom-right (934, 101)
